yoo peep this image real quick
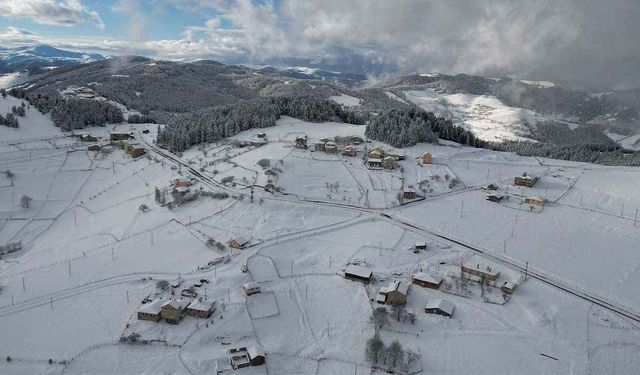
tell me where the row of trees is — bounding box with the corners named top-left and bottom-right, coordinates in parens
top-left (127, 114), bottom-right (155, 124)
top-left (365, 332), bottom-right (419, 372)
top-left (157, 96), bottom-right (365, 152)
top-left (496, 141), bottom-right (640, 166)
top-left (0, 113), bottom-right (19, 128)
top-left (365, 108), bottom-right (486, 148)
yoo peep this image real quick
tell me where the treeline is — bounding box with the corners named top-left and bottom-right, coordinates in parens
top-left (365, 108), bottom-right (485, 148)
top-left (157, 96), bottom-right (365, 152)
top-left (0, 113), bottom-right (19, 128)
top-left (127, 114), bottom-right (155, 124)
top-left (9, 89), bottom-right (123, 131)
top-left (496, 141), bottom-right (640, 166)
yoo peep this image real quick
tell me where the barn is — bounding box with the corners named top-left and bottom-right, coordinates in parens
top-left (524, 196), bottom-right (545, 206)
top-left (161, 299), bottom-right (187, 324)
top-left (228, 236), bottom-right (250, 249)
top-left (344, 264), bottom-right (373, 283)
top-left (514, 174), bottom-right (539, 187)
top-left (187, 299), bottom-right (216, 318)
top-left (420, 153), bottom-right (432, 164)
top-left (424, 298), bottom-right (455, 317)
top-left (412, 272), bottom-right (443, 290)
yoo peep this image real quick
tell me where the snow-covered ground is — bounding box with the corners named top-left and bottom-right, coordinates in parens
top-left (1, 100), bottom-right (639, 374)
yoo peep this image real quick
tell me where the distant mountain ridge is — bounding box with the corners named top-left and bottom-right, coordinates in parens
top-left (0, 44), bottom-right (104, 74)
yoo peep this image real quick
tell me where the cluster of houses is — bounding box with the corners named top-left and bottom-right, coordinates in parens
top-left (312, 136), bottom-right (363, 156)
top-left (138, 297), bottom-right (217, 324)
top-left (484, 173), bottom-right (546, 208)
top-left (110, 131), bottom-right (146, 158)
top-left (366, 147), bottom-right (403, 169)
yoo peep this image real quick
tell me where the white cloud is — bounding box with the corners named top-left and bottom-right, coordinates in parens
top-left (0, 0), bottom-right (105, 29)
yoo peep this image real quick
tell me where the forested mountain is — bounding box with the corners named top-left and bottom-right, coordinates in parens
top-left (0, 45), bottom-right (103, 74)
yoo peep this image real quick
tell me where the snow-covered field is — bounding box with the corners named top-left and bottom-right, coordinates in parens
top-left (1, 96), bottom-right (639, 374)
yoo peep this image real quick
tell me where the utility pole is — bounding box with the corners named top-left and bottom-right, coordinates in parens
top-left (525, 261), bottom-right (529, 280)
top-left (621, 202), bottom-right (625, 217)
top-left (291, 260), bottom-right (294, 276)
top-left (67, 259), bottom-right (71, 276)
top-left (126, 290), bottom-right (130, 303)
top-left (22, 277), bottom-right (25, 291)
top-left (635, 209), bottom-right (638, 227)
top-left (460, 200), bottom-right (464, 218)
top-left (73, 210), bottom-right (77, 226)
top-left (111, 247), bottom-right (115, 261)
top-left (50, 297), bottom-right (53, 309)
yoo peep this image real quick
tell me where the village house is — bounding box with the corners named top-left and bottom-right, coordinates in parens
top-left (485, 183), bottom-right (499, 191)
top-left (403, 189), bottom-right (416, 200)
top-left (412, 272), bottom-right (443, 290)
top-left (228, 345), bottom-right (265, 369)
top-left (387, 151), bottom-right (406, 161)
top-left (342, 145), bottom-right (358, 157)
top-left (344, 264), bottom-right (373, 283)
top-left (187, 298), bottom-right (216, 318)
top-left (523, 196), bottom-right (546, 206)
top-left (420, 152), bottom-right (433, 164)
top-left (79, 133), bottom-right (97, 142)
top-left (295, 136), bottom-right (308, 149)
top-left (124, 139), bottom-right (146, 158)
top-left (242, 281), bottom-right (261, 296)
top-left (172, 176), bottom-right (193, 188)
top-left (378, 280), bottom-right (410, 306)
top-left (324, 141), bottom-right (338, 154)
top-left (382, 156), bottom-right (397, 169)
top-left (87, 143), bottom-right (102, 152)
top-left (109, 131), bottom-right (132, 142)
top-left (501, 281), bottom-right (518, 295)
top-left (137, 299), bottom-right (163, 322)
top-left (368, 158), bottom-right (383, 168)
top-left (424, 298), bottom-right (455, 317)
top-left (514, 173), bottom-right (539, 187)
top-left (368, 147), bottom-right (385, 159)
top-left (486, 193), bottom-right (504, 203)
top-left (228, 236), bottom-right (250, 249)
top-left (161, 299), bottom-right (188, 324)
top-left (461, 262), bottom-right (500, 282)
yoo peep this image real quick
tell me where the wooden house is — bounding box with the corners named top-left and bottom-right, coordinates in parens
top-left (412, 272), bottom-right (442, 290)
top-left (420, 152), bottom-right (433, 164)
top-left (324, 141), bottom-right (338, 154)
top-left (386, 152), bottom-right (406, 161)
top-left (500, 281), bottom-right (518, 295)
top-left (461, 262), bottom-right (500, 281)
top-left (344, 264), bottom-right (373, 283)
top-left (172, 177), bottom-right (193, 188)
top-left (228, 236), bottom-right (250, 249)
top-left (342, 145), bottom-right (358, 157)
top-left (514, 174), bottom-right (539, 187)
top-left (110, 131), bottom-right (132, 142)
top-left (384, 280), bottom-right (410, 306)
top-left (368, 147), bottom-right (385, 159)
top-left (247, 346), bottom-right (266, 366)
top-left (523, 196), bottom-right (545, 206)
top-left (187, 299), bottom-right (216, 318)
top-left (403, 189), bottom-right (416, 200)
top-left (161, 299), bottom-right (187, 324)
top-left (424, 298), bottom-right (455, 317)
top-left (124, 139), bottom-right (146, 158)
top-left (382, 156), bottom-right (397, 169)
top-left (242, 281), bottom-right (261, 296)
top-left (314, 142), bottom-right (326, 152)
top-left (137, 299), bottom-right (163, 322)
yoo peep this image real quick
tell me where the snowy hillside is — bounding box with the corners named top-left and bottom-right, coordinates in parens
top-left (1, 93), bottom-right (640, 375)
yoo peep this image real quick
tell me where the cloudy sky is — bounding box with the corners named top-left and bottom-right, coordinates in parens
top-left (0, 0), bottom-right (638, 89)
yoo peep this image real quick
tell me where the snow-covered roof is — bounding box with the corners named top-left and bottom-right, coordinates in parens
top-left (376, 293), bottom-right (386, 303)
top-left (425, 298), bottom-right (455, 315)
top-left (413, 272), bottom-right (442, 285)
top-left (187, 299), bottom-right (216, 312)
top-left (243, 281), bottom-right (260, 290)
top-left (345, 264), bottom-right (372, 279)
top-left (247, 345), bottom-right (265, 359)
top-left (415, 242), bottom-right (426, 247)
top-left (368, 158), bottom-right (383, 163)
top-left (396, 282), bottom-right (410, 296)
top-left (232, 236), bottom-right (250, 245)
top-left (162, 299), bottom-right (185, 310)
top-left (525, 196), bottom-right (544, 201)
top-left (138, 299), bottom-right (163, 315)
top-left (462, 262), bottom-right (500, 278)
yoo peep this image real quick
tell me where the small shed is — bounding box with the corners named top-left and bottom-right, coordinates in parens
top-left (161, 299), bottom-right (187, 324)
top-left (368, 158), bottom-right (383, 168)
top-left (137, 299), bottom-right (163, 322)
top-left (501, 281), bottom-right (518, 295)
top-left (187, 299), bottom-right (216, 318)
top-left (344, 264), bottom-right (373, 283)
top-left (314, 142), bottom-right (326, 152)
top-left (486, 194), bottom-right (504, 203)
top-left (368, 147), bottom-right (385, 159)
top-left (228, 236), bottom-right (250, 249)
top-left (387, 152), bottom-right (406, 161)
top-left (425, 298), bottom-right (455, 317)
top-left (523, 196), bottom-right (545, 206)
top-left (324, 141), bottom-right (338, 154)
top-left (486, 184), bottom-right (499, 191)
top-left (420, 153), bottom-right (432, 164)
top-left (242, 281), bottom-right (261, 296)
top-left (412, 272), bottom-right (442, 290)
top-left (414, 242), bottom-right (427, 251)
top-left (87, 143), bottom-right (101, 151)
top-left (382, 156), bottom-right (397, 169)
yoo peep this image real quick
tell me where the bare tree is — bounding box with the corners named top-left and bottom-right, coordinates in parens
top-left (391, 304), bottom-right (406, 322)
top-left (365, 332), bottom-right (384, 368)
top-left (372, 306), bottom-right (389, 329)
top-left (20, 195), bottom-right (33, 209)
top-left (138, 203), bottom-right (149, 212)
top-left (386, 339), bottom-right (404, 370)
top-left (405, 349), bottom-right (420, 369)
